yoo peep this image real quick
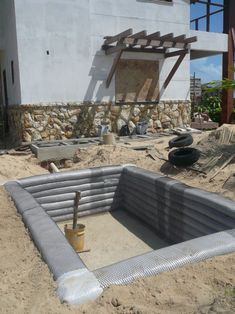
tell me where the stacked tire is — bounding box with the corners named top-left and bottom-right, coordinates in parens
top-left (168, 134), bottom-right (200, 167)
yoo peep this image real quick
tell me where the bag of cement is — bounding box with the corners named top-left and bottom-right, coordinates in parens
top-left (119, 125), bottom-right (130, 136)
top-left (136, 121), bottom-right (148, 135)
top-left (98, 125), bottom-right (109, 137)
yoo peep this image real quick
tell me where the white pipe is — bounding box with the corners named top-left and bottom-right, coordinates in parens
top-left (50, 162), bottom-right (60, 173)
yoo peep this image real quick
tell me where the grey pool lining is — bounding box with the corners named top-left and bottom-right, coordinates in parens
top-left (4, 165), bottom-right (235, 305)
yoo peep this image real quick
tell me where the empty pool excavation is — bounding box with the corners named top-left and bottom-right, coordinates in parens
top-left (5, 165), bottom-right (235, 305)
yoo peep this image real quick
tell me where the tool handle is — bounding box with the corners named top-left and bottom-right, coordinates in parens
top-left (73, 191), bottom-right (81, 230)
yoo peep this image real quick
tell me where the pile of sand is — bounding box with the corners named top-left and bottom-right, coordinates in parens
top-left (0, 155), bottom-right (46, 182)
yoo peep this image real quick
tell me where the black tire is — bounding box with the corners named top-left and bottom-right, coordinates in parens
top-left (168, 147), bottom-right (200, 167)
top-left (168, 134), bottom-right (193, 148)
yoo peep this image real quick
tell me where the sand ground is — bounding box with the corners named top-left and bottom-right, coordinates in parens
top-left (0, 131), bottom-right (234, 314)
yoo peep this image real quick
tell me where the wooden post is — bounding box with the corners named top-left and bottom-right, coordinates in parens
top-left (106, 50), bottom-right (123, 88)
top-left (163, 51), bottom-right (187, 89)
top-left (73, 191), bottom-right (81, 230)
top-left (222, 0), bottom-right (235, 124)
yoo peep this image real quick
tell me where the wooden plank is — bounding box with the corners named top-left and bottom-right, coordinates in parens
top-left (106, 50), bottom-right (123, 88)
top-left (174, 42), bottom-right (187, 49)
top-left (125, 47), bottom-right (165, 54)
top-left (160, 33), bottom-right (174, 41)
top-left (184, 36), bottom-right (197, 43)
top-left (208, 155), bottom-right (234, 182)
top-left (165, 49), bottom-right (189, 58)
top-left (105, 44), bottom-right (126, 55)
top-left (124, 37), bottom-right (161, 48)
top-left (191, 121), bottom-right (218, 130)
top-left (172, 34), bottom-right (186, 42)
top-left (162, 41), bottom-right (174, 48)
top-left (232, 27), bottom-right (235, 50)
top-left (129, 30), bottom-right (147, 39)
top-left (104, 28), bottom-right (133, 45)
top-left (129, 31), bottom-right (147, 47)
top-left (145, 31), bottom-right (161, 40)
top-left (123, 37), bottom-right (143, 45)
top-left (146, 148), bottom-right (165, 161)
top-left (163, 52), bottom-right (187, 89)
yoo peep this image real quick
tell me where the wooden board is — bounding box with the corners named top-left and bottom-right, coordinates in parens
top-left (115, 59), bottom-right (159, 103)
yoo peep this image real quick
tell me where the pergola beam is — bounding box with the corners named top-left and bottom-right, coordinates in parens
top-left (165, 49), bottom-right (189, 58)
top-left (129, 30), bottom-right (147, 39)
top-left (145, 31), bottom-right (161, 40)
top-left (106, 50), bottom-right (123, 88)
top-left (106, 33), bottom-right (197, 50)
top-left (163, 52), bottom-right (187, 89)
top-left (105, 43), bottom-right (127, 55)
top-left (104, 28), bottom-right (133, 45)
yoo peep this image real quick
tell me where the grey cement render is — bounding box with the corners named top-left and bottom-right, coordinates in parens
top-left (30, 138), bottom-right (100, 161)
top-left (0, 0), bottom-right (228, 106)
top-left (4, 165), bottom-right (235, 305)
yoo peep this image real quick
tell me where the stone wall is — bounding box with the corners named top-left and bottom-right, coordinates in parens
top-left (8, 101), bottom-right (191, 143)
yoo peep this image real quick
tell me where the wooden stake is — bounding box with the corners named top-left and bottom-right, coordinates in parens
top-left (73, 191), bottom-right (81, 230)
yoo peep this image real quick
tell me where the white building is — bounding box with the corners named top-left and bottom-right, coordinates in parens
top-left (0, 0), bottom-right (228, 142)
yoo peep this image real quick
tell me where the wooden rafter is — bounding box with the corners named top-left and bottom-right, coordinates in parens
top-left (104, 28), bottom-right (133, 45)
top-left (129, 30), bottom-right (147, 39)
top-left (146, 31), bottom-right (161, 40)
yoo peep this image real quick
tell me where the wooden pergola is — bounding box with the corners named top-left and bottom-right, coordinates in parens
top-left (102, 29), bottom-right (197, 89)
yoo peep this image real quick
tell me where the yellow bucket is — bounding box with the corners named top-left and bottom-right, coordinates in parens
top-left (64, 224), bottom-right (85, 252)
top-left (103, 133), bottom-right (116, 145)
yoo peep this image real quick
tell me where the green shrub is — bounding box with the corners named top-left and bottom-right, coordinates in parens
top-left (193, 96), bottom-right (222, 123)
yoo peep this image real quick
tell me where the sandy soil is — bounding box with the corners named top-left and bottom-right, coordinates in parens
top-left (0, 130), bottom-right (235, 314)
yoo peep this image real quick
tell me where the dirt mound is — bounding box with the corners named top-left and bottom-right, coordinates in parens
top-left (73, 145), bottom-right (146, 168)
top-left (0, 155), bottom-right (46, 182)
top-left (198, 124), bottom-right (235, 146)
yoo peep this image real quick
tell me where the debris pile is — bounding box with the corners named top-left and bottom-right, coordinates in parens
top-left (192, 124), bottom-right (235, 180)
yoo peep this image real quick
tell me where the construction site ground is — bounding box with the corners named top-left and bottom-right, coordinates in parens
top-left (0, 126), bottom-right (234, 314)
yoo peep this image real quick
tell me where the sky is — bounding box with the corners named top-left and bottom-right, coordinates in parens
top-left (190, 0), bottom-right (224, 83)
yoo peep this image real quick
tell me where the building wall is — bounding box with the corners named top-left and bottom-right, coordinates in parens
top-left (8, 100), bottom-right (191, 142)
top-left (14, 0), bottom-right (191, 104)
top-left (0, 0), bottom-right (21, 105)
